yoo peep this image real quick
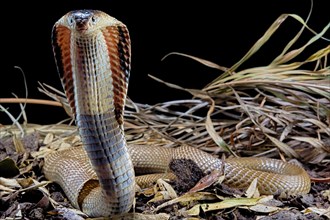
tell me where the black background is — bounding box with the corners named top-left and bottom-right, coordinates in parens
top-left (1, 0), bottom-right (329, 125)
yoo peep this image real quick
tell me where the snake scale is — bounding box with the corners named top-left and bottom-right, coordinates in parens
top-left (43, 10), bottom-right (311, 217)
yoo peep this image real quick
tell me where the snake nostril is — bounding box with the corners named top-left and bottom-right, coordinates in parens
top-left (75, 19), bottom-right (89, 31)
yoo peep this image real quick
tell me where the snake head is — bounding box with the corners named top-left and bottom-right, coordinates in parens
top-left (69, 10), bottom-right (94, 32)
top-left (55, 10), bottom-right (122, 34)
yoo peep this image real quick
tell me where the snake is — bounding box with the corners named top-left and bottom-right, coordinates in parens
top-left (43, 10), bottom-right (311, 217)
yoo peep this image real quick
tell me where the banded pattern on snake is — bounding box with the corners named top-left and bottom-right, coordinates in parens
top-left (43, 10), bottom-right (311, 217)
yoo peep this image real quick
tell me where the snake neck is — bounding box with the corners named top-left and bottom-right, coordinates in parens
top-left (71, 31), bottom-right (135, 213)
top-left (72, 32), bottom-right (113, 115)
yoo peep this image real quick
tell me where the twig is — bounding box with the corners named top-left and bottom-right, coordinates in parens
top-left (0, 98), bottom-right (62, 107)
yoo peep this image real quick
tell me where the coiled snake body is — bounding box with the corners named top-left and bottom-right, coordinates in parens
top-left (43, 10), bottom-right (311, 217)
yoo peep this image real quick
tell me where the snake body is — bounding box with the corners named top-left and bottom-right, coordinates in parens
top-left (43, 10), bottom-right (310, 217)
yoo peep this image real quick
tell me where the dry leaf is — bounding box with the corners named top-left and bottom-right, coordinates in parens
top-left (248, 204), bottom-right (281, 213)
top-left (156, 179), bottom-right (178, 199)
top-left (245, 177), bottom-right (260, 198)
top-left (189, 170), bottom-right (222, 193)
top-left (43, 133), bottom-right (54, 145)
top-left (303, 206), bottom-right (330, 219)
top-left (0, 157), bottom-right (20, 178)
top-left (0, 177), bottom-right (21, 188)
top-left (185, 197), bottom-right (261, 216)
top-left (154, 192), bottom-right (218, 212)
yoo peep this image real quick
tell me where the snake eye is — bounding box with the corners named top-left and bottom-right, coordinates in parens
top-left (91, 16), bottom-right (97, 24)
top-left (68, 17), bottom-right (74, 25)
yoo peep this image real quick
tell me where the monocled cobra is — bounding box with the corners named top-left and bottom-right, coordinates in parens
top-left (43, 10), bottom-right (311, 217)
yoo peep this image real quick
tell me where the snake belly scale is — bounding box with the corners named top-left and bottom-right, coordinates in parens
top-left (43, 10), bottom-right (311, 217)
